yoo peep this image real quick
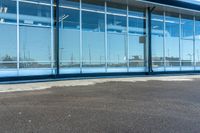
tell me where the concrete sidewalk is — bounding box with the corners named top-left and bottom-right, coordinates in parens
top-left (0, 75), bottom-right (199, 93)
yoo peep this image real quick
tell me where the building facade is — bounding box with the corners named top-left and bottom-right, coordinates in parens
top-left (0, 0), bottom-right (200, 79)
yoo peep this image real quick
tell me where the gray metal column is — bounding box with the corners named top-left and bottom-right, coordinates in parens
top-left (55, 0), bottom-right (60, 76)
top-left (51, 0), bottom-right (54, 74)
top-left (147, 7), bottom-right (155, 74)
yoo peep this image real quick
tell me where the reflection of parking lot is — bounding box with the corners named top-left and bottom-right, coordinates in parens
top-left (0, 75), bottom-right (200, 133)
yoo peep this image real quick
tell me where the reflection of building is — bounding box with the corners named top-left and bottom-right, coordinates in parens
top-left (1, 0), bottom-right (200, 80)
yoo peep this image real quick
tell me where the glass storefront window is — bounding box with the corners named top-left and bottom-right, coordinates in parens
top-left (195, 17), bottom-right (200, 68)
top-left (129, 7), bottom-right (146, 18)
top-left (152, 11), bottom-right (164, 69)
top-left (82, 11), bottom-right (105, 72)
top-left (195, 40), bottom-right (200, 67)
top-left (0, 0), bottom-right (17, 69)
top-left (165, 12), bottom-right (180, 67)
top-left (19, 0), bottom-right (52, 69)
top-left (195, 17), bottom-right (200, 40)
top-left (60, 0), bottom-right (80, 8)
top-left (181, 15), bottom-right (194, 68)
top-left (181, 15), bottom-right (194, 40)
top-left (19, 0), bottom-right (51, 26)
top-left (107, 14), bottom-right (127, 71)
top-left (82, 0), bottom-right (104, 11)
top-left (107, 15), bottom-right (126, 33)
top-left (128, 7), bottom-right (146, 70)
top-left (0, 0), bottom-right (16, 24)
top-left (129, 17), bottom-right (146, 35)
top-left (59, 7), bottom-right (80, 73)
top-left (181, 39), bottom-right (194, 66)
top-left (129, 35), bottom-right (145, 68)
top-left (0, 24), bottom-right (17, 69)
top-left (1, 0), bottom-right (200, 76)
top-left (19, 26), bottom-right (51, 62)
top-left (107, 2), bottom-right (127, 15)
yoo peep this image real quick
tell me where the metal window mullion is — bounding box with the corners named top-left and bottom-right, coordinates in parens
top-left (145, 8), bottom-right (148, 72)
top-left (105, 1), bottom-right (108, 72)
top-left (194, 16), bottom-right (196, 70)
top-left (17, 0), bottom-right (20, 75)
top-left (80, 0), bottom-right (83, 73)
top-left (127, 5), bottom-right (129, 72)
top-left (163, 11), bottom-right (166, 71)
top-left (147, 7), bottom-right (153, 73)
top-left (179, 14), bottom-right (182, 71)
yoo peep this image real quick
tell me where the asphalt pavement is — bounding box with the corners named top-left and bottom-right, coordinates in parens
top-left (0, 76), bottom-right (200, 133)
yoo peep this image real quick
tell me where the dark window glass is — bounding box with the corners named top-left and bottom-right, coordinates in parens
top-left (60, 0), bottom-right (80, 8)
top-left (82, 0), bottom-right (104, 11)
top-left (129, 6), bottom-right (146, 18)
top-left (107, 2), bottom-right (127, 15)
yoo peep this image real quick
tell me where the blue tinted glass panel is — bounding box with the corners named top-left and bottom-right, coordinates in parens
top-left (19, 1), bottom-right (51, 26)
top-left (19, 26), bottom-right (51, 62)
top-left (181, 15), bottom-right (194, 39)
top-left (152, 12), bottom-right (164, 66)
top-left (129, 7), bottom-right (145, 18)
top-left (107, 33), bottom-right (127, 65)
top-left (60, 0), bottom-right (80, 8)
top-left (165, 12), bottom-right (180, 67)
top-left (181, 39), bottom-right (193, 66)
top-left (0, 0), bottom-right (16, 23)
top-left (129, 17), bottom-right (146, 35)
top-left (59, 8), bottom-right (80, 70)
top-left (195, 40), bottom-right (200, 66)
top-left (107, 15), bottom-right (126, 33)
top-left (129, 35), bottom-right (145, 67)
top-left (82, 11), bottom-right (105, 69)
top-left (0, 24), bottom-right (17, 63)
top-left (195, 17), bottom-right (200, 40)
top-left (107, 2), bottom-right (126, 15)
top-left (82, 0), bottom-right (104, 11)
